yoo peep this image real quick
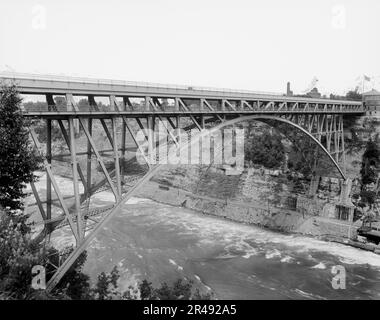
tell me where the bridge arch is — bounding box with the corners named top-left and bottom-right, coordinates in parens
top-left (188, 115), bottom-right (346, 180)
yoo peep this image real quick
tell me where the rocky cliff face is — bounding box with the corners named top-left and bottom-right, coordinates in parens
top-left (140, 115), bottom-right (380, 239)
top-left (115, 116), bottom-right (379, 211)
top-left (151, 116), bottom-right (380, 206)
top-left (344, 115), bottom-right (380, 217)
top-left (345, 115), bottom-right (380, 180)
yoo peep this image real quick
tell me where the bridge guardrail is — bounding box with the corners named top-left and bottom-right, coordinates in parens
top-left (1, 71), bottom-right (283, 97)
top-left (1, 73), bottom-right (365, 106)
top-left (22, 104), bottom-right (365, 114)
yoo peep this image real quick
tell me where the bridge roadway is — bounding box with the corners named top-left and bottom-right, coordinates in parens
top-left (0, 72), bottom-right (364, 117)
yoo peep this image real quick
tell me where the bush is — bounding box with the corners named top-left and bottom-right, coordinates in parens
top-left (0, 210), bottom-right (44, 299)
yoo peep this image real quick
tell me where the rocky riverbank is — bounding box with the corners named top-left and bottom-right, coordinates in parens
top-left (136, 178), bottom-right (358, 241)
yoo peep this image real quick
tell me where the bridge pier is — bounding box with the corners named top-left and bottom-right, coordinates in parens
top-left (339, 178), bottom-right (353, 205)
top-left (309, 175), bottom-right (321, 198)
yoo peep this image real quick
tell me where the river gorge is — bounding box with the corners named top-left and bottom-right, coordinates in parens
top-left (49, 193), bottom-right (380, 300)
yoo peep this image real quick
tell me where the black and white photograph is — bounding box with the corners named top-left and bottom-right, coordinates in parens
top-left (0, 0), bottom-right (380, 308)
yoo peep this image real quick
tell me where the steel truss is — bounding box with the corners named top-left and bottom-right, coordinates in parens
top-left (2, 75), bottom-right (362, 292)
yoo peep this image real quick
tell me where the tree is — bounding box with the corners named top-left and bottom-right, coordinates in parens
top-left (286, 134), bottom-right (318, 177)
top-left (358, 138), bottom-right (380, 210)
top-left (0, 209), bottom-right (43, 299)
top-left (359, 190), bottom-right (376, 208)
top-left (245, 130), bottom-right (285, 169)
top-left (125, 278), bottom-right (213, 300)
top-left (346, 88), bottom-right (362, 101)
top-left (360, 139), bottom-right (380, 186)
top-left (272, 122), bottom-right (339, 178)
top-left (329, 88), bottom-right (362, 101)
top-left (0, 208), bottom-right (93, 300)
top-left (91, 266), bottom-right (120, 300)
top-left (0, 83), bottom-right (42, 210)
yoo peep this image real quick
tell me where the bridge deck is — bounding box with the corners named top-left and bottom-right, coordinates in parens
top-left (0, 73), bottom-right (364, 114)
top-left (23, 109), bottom-right (365, 119)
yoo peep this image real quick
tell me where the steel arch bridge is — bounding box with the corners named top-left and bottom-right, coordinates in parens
top-left (0, 73), bottom-right (365, 290)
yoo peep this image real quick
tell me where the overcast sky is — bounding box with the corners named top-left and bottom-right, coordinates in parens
top-left (0, 0), bottom-right (379, 95)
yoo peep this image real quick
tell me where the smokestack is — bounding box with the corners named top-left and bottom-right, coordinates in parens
top-left (286, 82), bottom-right (293, 96)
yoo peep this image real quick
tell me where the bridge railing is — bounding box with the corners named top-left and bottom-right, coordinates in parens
top-left (1, 72), bottom-right (366, 108)
top-left (22, 104), bottom-right (365, 114)
top-left (1, 71), bottom-right (283, 96)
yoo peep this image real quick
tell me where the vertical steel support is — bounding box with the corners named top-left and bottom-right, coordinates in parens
top-left (113, 101), bottom-right (151, 168)
top-left (317, 115), bottom-right (324, 142)
top-left (339, 115), bottom-right (346, 173)
top-left (46, 119), bottom-right (52, 224)
top-left (333, 115), bottom-right (339, 162)
top-left (147, 116), bottom-right (155, 164)
top-left (110, 95), bottom-right (124, 188)
top-left (69, 117), bottom-right (83, 240)
top-left (68, 94), bottom-right (118, 201)
top-left (336, 116), bottom-right (341, 162)
top-left (174, 97), bottom-right (180, 111)
top-left (111, 117), bottom-right (122, 196)
top-left (327, 115), bottom-right (334, 152)
top-left (145, 96), bottom-right (150, 111)
top-left (66, 94), bottom-right (79, 134)
top-left (56, 120), bottom-right (87, 194)
top-left (79, 119), bottom-right (120, 201)
top-left (45, 94), bottom-right (55, 224)
top-left (200, 115), bottom-right (205, 129)
top-left (29, 128), bottom-right (79, 242)
top-left (87, 118), bottom-right (92, 197)
top-left (121, 100), bottom-right (127, 184)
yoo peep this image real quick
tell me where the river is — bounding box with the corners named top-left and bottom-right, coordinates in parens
top-left (52, 194), bottom-right (380, 300)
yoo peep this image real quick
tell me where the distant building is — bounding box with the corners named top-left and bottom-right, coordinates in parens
top-left (285, 81), bottom-right (322, 98)
top-left (363, 89), bottom-right (380, 117)
top-left (306, 87), bottom-right (321, 98)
